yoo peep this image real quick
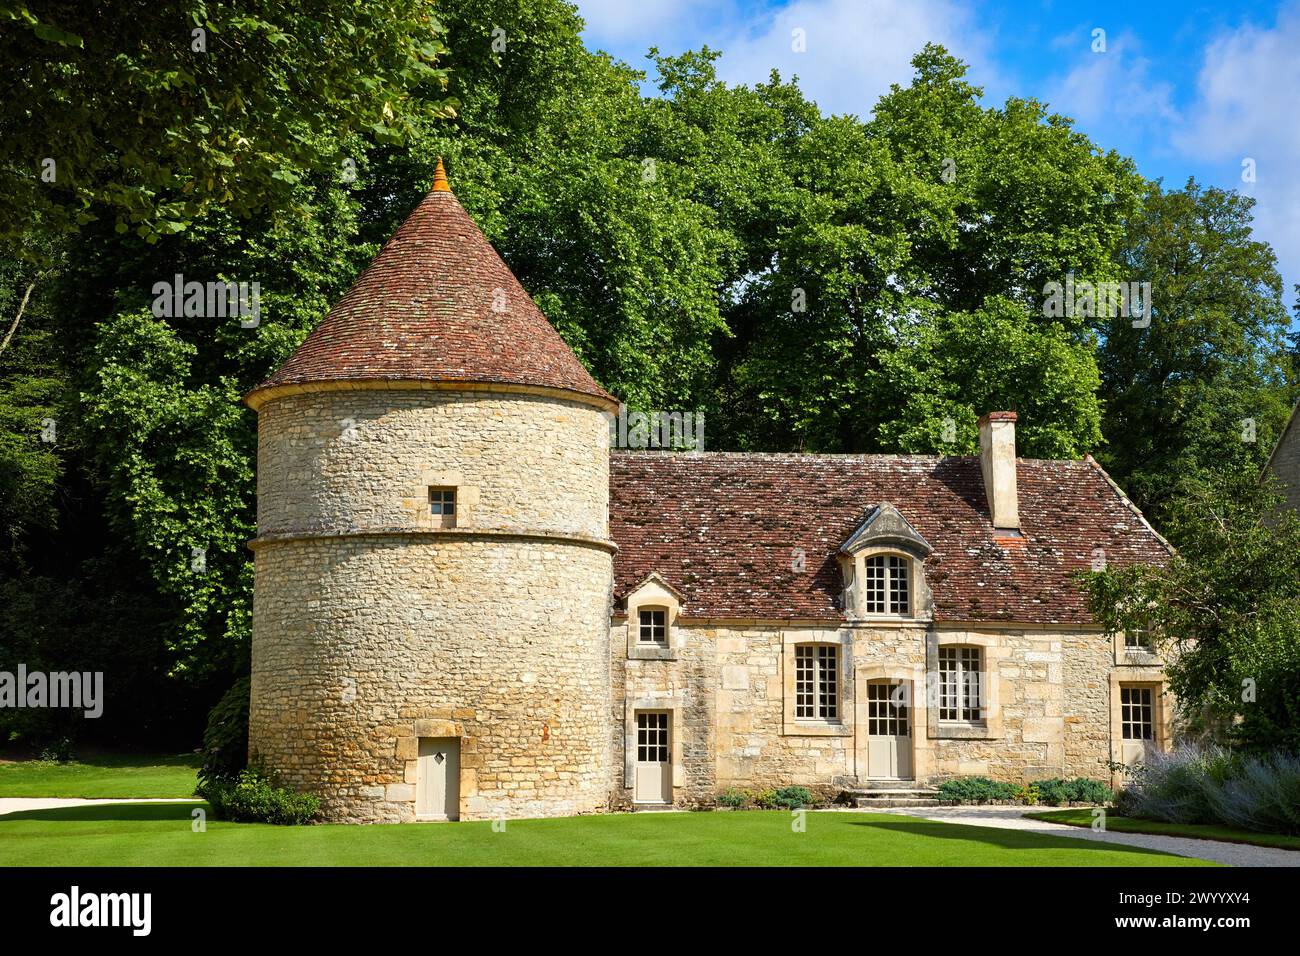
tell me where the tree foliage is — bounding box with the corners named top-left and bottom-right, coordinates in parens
top-left (1, 0), bottom-right (1297, 748)
top-left (0, 0), bottom-right (455, 245)
top-left (1085, 471), bottom-right (1300, 752)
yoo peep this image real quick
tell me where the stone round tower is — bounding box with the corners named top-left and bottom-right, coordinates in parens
top-left (244, 162), bottom-right (617, 823)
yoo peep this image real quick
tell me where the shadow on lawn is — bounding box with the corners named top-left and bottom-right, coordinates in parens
top-left (849, 817), bottom-right (1182, 859)
top-left (0, 802), bottom-right (204, 823)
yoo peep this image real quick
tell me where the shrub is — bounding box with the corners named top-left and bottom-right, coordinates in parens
top-left (717, 788), bottom-right (749, 808)
top-left (1030, 777), bottom-right (1113, 806)
top-left (39, 736), bottom-right (75, 763)
top-left (196, 764), bottom-right (319, 825)
top-left (771, 785), bottom-right (814, 809)
top-left (753, 788), bottom-right (779, 809)
top-left (1120, 745), bottom-right (1238, 825)
top-left (1206, 752), bottom-right (1300, 836)
top-left (937, 776), bottom-right (1019, 803)
top-left (197, 676), bottom-right (250, 789)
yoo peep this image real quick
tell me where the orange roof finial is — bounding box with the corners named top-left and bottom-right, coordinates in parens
top-left (432, 157), bottom-right (451, 192)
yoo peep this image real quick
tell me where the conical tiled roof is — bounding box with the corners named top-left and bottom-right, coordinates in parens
top-left (247, 167), bottom-right (614, 408)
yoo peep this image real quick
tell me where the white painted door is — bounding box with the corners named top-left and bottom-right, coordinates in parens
top-left (866, 681), bottom-right (912, 779)
top-left (633, 711), bottom-right (672, 803)
top-left (417, 737), bottom-right (460, 821)
top-left (1120, 686), bottom-right (1157, 767)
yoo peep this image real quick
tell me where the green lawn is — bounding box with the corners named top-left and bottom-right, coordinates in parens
top-left (0, 753), bottom-right (199, 798)
top-left (1027, 808), bottom-right (1300, 852)
top-left (0, 805), bottom-right (1217, 866)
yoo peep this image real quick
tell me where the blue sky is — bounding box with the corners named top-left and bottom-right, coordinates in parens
top-left (574, 0), bottom-right (1300, 312)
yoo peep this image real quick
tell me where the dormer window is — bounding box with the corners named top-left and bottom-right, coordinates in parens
top-left (638, 608), bottom-right (668, 645)
top-left (864, 554), bottom-right (910, 615)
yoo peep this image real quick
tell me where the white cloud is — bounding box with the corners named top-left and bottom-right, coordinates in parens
top-left (574, 0), bottom-right (707, 45)
top-left (1044, 31), bottom-right (1178, 129)
top-left (1174, 6), bottom-right (1300, 298)
top-left (711, 0), bottom-right (1001, 119)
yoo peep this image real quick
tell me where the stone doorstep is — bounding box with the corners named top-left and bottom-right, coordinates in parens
top-left (842, 784), bottom-right (944, 809)
top-left (853, 796), bottom-right (945, 808)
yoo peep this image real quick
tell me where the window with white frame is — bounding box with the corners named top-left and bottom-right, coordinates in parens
top-left (938, 646), bottom-right (983, 721)
top-left (864, 554), bottom-right (911, 615)
top-left (1124, 628), bottom-right (1152, 650)
top-left (637, 608), bottom-right (667, 645)
top-left (1121, 686), bottom-right (1154, 740)
top-left (795, 645), bottom-right (839, 720)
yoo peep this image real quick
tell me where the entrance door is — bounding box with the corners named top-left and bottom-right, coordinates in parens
top-left (1120, 685), bottom-right (1157, 767)
top-left (633, 711), bottom-right (672, 804)
top-left (866, 681), bottom-right (912, 779)
top-left (416, 737), bottom-right (460, 821)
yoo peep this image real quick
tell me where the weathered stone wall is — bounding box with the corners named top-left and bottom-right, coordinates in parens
top-left (1062, 631), bottom-right (1113, 780)
top-left (250, 386), bottom-right (614, 823)
top-left (610, 621), bottom-right (1127, 805)
top-left (256, 388), bottom-right (610, 539)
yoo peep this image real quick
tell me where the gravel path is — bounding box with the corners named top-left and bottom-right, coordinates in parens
top-left (869, 804), bottom-right (1299, 867)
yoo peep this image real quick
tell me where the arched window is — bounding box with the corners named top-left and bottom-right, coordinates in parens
top-left (864, 554), bottom-right (911, 615)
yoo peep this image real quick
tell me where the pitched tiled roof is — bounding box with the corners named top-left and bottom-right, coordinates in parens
top-left (248, 181), bottom-right (614, 406)
top-left (609, 452), bottom-right (1172, 625)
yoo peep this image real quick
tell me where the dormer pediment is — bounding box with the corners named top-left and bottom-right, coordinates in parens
top-left (622, 572), bottom-right (686, 609)
top-left (839, 502), bottom-right (931, 557)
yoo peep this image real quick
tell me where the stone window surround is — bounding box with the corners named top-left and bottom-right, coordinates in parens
top-left (624, 575), bottom-right (683, 661)
top-left (403, 469), bottom-right (481, 530)
top-left (622, 696), bottom-right (685, 791)
top-left (924, 632), bottom-right (1003, 740)
top-left (839, 545), bottom-right (931, 622)
top-left (1112, 629), bottom-right (1161, 667)
top-left (781, 630), bottom-right (853, 737)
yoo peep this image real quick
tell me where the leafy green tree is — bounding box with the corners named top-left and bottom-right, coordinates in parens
top-left (0, 0), bottom-right (454, 245)
top-left (1086, 470), bottom-right (1300, 752)
top-left (702, 45), bottom-right (1138, 454)
top-left (873, 297), bottom-right (1102, 457)
top-left (1096, 181), bottom-right (1296, 519)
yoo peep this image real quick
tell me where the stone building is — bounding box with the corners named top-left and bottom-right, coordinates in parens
top-left (1265, 399), bottom-right (1300, 514)
top-left (245, 165), bottom-right (1174, 823)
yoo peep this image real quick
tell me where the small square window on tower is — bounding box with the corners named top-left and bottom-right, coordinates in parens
top-left (429, 487), bottom-right (457, 527)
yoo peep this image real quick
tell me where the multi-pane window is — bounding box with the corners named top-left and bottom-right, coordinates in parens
top-left (1124, 626), bottom-right (1153, 650)
top-left (864, 555), bottom-right (911, 615)
top-left (795, 645), bottom-right (839, 720)
top-left (866, 681), bottom-right (910, 736)
top-left (429, 487), bottom-right (456, 516)
top-left (636, 712), bottom-right (669, 762)
top-left (1121, 686), bottom-right (1154, 740)
top-left (938, 646), bottom-right (984, 721)
top-left (638, 608), bottom-right (667, 645)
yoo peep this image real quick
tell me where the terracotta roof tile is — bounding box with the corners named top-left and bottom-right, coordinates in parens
top-left (250, 185), bottom-right (614, 404)
top-left (609, 452), bottom-right (1172, 625)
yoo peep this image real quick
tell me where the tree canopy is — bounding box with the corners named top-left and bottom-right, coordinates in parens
top-left (1, 0), bottom-right (1296, 748)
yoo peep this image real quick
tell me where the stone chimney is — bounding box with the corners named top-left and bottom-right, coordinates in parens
top-left (978, 412), bottom-right (1020, 531)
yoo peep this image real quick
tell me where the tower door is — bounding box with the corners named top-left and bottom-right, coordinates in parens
top-left (416, 737), bottom-right (460, 821)
top-left (633, 711), bottom-right (672, 804)
top-left (866, 681), bottom-right (912, 779)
